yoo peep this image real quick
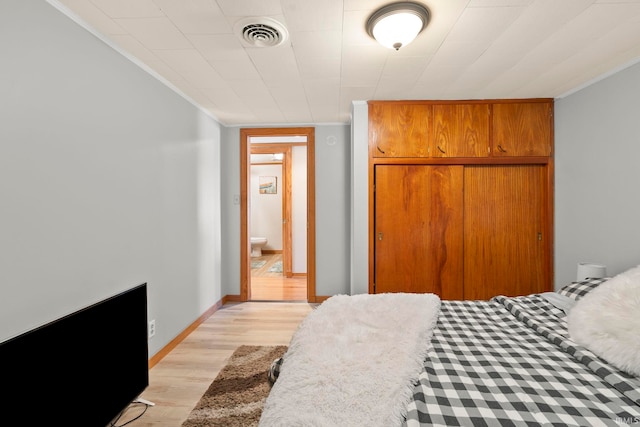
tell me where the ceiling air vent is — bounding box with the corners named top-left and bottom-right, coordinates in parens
top-left (234, 17), bottom-right (289, 48)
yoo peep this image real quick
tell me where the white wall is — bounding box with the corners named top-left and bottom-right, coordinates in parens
top-left (250, 164), bottom-right (283, 250)
top-left (555, 61), bottom-right (640, 287)
top-left (0, 0), bottom-right (222, 358)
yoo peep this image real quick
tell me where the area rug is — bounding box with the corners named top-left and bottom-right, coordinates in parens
top-left (182, 345), bottom-right (287, 427)
top-left (268, 261), bottom-right (282, 273)
top-left (251, 260), bottom-right (266, 269)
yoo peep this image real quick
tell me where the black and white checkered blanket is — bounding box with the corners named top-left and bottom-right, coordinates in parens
top-left (403, 295), bottom-right (640, 426)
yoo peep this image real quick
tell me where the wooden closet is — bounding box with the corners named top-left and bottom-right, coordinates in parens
top-left (369, 99), bottom-right (553, 300)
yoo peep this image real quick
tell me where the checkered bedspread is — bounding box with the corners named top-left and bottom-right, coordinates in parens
top-left (403, 295), bottom-right (640, 427)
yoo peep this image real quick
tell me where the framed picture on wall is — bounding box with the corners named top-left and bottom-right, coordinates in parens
top-left (259, 176), bottom-right (277, 194)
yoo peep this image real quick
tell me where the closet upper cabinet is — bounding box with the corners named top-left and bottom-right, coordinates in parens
top-left (432, 103), bottom-right (489, 157)
top-left (369, 102), bottom-right (431, 157)
top-left (492, 101), bottom-right (553, 157)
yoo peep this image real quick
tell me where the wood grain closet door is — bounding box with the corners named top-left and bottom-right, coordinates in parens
top-left (463, 165), bottom-right (548, 299)
top-left (374, 165), bottom-right (463, 298)
top-left (492, 102), bottom-right (552, 156)
top-left (432, 103), bottom-right (489, 157)
top-left (369, 103), bottom-right (431, 157)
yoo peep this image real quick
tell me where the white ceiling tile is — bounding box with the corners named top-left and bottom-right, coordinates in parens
top-left (281, 0), bottom-right (343, 32)
top-left (271, 87), bottom-right (311, 120)
top-left (446, 6), bottom-right (526, 44)
top-left (382, 56), bottom-right (431, 80)
top-left (153, 49), bottom-right (212, 74)
top-left (89, 0), bottom-right (164, 18)
top-left (109, 34), bottom-right (157, 60)
top-left (246, 45), bottom-right (300, 87)
top-left (229, 79), bottom-right (271, 100)
top-left (53, 0), bottom-right (640, 124)
top-left (282, 109), bottom-right (315, 123)
top-left (58, 0), bottom-right (127, 35)
top-left (209, 58), bottom-right (262, 80)
top-left (374, 79), bottom-right (418, 100)
top-left (309, 104), bottom-right (340, 123)
top-left (303, 80), bottom-right (340, 106)
top-left (340, 87), bottom-right (376, 106)
top-left (344, 0), bottom-right (387, 11)
top-left (182, 67), bottom-right (228, 89)
top-left (172, 79), bottom-right (214, 105)
top-left (297, 57), bottom-right (341, 80)
top-left (188, 34), bottom-right (247, 61)
top-left (115, 17), bottom-right (192, 49)
top-left (140, 59), bottom-right (184, 82)
top-left (341, 45), bottom-right (387, 87)
top-left (152, 50), bottom-right (228, 88)
top-left (200, 86), bottom-right (248, 109)
top-left (215, 0), bottom-right (283, 17)
top-left (290, 30), bottom-right (342, 59)
top-left (269, 83), bottom-right (308, 103)
top-left (153, 0), bottom-right (231, 34)
top-left (342, 10), bottom-right (375, 46)
top-left (521, 19), bottom-right (640, 96)
top-left (469, 0), bottom-right (534, 6)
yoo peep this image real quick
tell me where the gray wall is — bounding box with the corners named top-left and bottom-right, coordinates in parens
top-left (221, 124), bottom-right (352, 297)
top-left (554, 61), bottom-right (640, 287)
top-left (350, 101), bottom-right (369, 295)
top-left (0, 0), bottom-right (222, 358)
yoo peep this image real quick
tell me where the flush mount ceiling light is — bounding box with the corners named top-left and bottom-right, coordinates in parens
top-left (234, 17), bottom-right (289, 48)
top-left (366, 2), bottom-right (430, 50)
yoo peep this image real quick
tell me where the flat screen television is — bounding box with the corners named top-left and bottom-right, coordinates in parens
top-left (0, 283), bottom-right (149, 427)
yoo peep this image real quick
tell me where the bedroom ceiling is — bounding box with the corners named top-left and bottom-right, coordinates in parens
top-left (51, 0), bottom-right (640, 125)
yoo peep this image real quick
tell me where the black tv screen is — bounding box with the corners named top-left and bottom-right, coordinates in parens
top-left (0, 283), bottom-right (149, 427)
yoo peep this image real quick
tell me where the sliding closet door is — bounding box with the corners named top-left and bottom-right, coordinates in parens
top-left (374, 165), bottom-right (464, 298)
top-left (463, 165), bottom-right (548, 299)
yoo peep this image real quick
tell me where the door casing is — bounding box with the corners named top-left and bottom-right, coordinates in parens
top-left (240, 127), bottom-right (316, 302)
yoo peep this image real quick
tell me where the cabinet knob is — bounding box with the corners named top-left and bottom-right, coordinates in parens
top-left (497, 144), bottom-right (507, 153)
top-left (376, 145), bottom-right (386, 154)
top-left (378, 232), bottom-right (383, 241)
top-left (437, 146), bottom-right (446, 154)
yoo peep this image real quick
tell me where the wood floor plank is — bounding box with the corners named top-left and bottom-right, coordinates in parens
top-left (115, 301), bottom-right (315, 426)
top-left (251, 253), bottom-right (307, 301)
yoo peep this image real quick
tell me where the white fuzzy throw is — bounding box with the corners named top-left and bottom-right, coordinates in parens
top-left (259, 292), bottom-right (441, 427)
top-left (568, 264), bottom-right (640, 377)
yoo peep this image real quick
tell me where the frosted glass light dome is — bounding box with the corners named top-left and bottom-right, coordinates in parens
top-left (366, 2), bottom-right (430, 51)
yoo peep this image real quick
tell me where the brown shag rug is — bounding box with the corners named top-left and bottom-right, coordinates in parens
top-left (181, 345), bottom-right (287, 427)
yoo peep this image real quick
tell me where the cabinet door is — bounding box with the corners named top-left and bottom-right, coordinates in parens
top-left (432, 104), bottom-right (489, 157)
top-left (369, 103), bottom-right (430, 157)
top-left (463, 165), bottom-right (549, 299)
top-left (374, 165), bottom-right (463, 298)
top-left (492, 102), bottom-right (552, 156)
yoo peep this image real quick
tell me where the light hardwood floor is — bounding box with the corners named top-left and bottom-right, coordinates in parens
top-left (115, 301), bottom-right (315, 426)
top-left (250, 253), bottom-right (307, 301)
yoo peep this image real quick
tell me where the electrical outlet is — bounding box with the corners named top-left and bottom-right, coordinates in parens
top-left (148, 319), bottom-right (156, 338)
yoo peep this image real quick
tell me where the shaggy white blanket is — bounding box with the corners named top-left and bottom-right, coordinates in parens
top-left (259, 292), bottom-right (441, 427)
top-left (568, 264), bottom-right (640, 377)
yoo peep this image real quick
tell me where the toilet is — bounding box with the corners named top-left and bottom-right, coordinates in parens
top-left (250, 237), bottom-right (268, 257)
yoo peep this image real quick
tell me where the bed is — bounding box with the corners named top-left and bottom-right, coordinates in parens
top-left (260, 265), bottom-right (640, 427)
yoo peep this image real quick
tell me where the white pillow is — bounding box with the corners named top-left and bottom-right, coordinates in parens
top-left (567, 264), bottom-right (640, 377)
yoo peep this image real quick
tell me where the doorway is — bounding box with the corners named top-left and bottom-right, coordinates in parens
top-left (240, 127), bottom-right (316, 302)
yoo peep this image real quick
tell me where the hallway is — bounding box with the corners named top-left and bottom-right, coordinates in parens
top-left (251, 253), bottom-right (307, 301)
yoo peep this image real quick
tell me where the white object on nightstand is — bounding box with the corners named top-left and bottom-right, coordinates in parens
top-left (577, 263), bottom-right (607, 281)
